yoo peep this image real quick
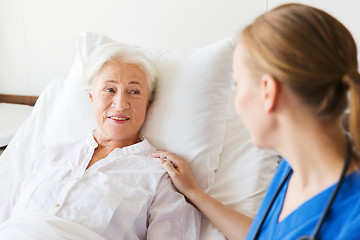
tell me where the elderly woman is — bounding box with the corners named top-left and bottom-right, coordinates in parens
top-left (0, 43), bottom-right (200, 239)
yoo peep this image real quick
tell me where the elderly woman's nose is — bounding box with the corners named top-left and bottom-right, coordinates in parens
top-left (112, 93), bottom-right (129, 110)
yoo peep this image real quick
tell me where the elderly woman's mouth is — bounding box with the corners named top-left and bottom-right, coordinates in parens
top-left (108, 116), bottom-right (131, 121)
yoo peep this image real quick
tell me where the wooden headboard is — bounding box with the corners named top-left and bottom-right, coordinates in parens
top-left (0, 94), bottom-right (38, 106)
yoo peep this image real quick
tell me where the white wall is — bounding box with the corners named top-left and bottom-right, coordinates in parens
top-left (0, 0), bottom-right (267, 95)
top-left (1, 0), bottom-right (359, 95)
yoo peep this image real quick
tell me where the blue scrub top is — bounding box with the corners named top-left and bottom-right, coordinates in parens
top-left (246, 159), bottom-right (360, 240)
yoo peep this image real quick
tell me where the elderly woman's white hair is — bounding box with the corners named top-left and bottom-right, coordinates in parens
top-left (83, 42), bottom-right (157, 98)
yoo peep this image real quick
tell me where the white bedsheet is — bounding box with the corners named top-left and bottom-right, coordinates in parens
top-left (0, 214), bottom-right (105, 240)
top-left (0, 79), bottom-right (64, 219)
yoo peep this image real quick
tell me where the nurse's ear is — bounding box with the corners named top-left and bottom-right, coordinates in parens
top-left (261, 74), bottom-right (280, 113)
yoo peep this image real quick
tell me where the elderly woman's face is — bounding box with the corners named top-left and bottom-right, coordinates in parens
top-left (89, 60), bottom-right (150, 145)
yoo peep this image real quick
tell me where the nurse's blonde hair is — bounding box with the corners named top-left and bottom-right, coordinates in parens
top-left (240, 3), bottom-right (360, 151)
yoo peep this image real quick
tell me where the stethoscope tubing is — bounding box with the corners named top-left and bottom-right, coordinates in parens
top-left (253, 140), bottom-right (352, 240)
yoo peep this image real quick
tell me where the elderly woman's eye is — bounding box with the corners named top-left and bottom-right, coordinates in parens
top-left (130, 90), bottom-right (140, 95)
top-left (106, 88), bottom-right (115, 93)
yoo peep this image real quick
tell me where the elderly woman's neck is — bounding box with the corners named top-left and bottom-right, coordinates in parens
top-left (94, 134), bottom-right (141, 150)
top-left (87, 135), bottom-right (141, 170)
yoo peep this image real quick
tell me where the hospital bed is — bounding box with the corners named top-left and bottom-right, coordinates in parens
top-left (0, 95), bottom-right (37, 154)
top-left (0, 103), bottom-right (35, 148)
top-left (0, 32), bottom-right (279, 239)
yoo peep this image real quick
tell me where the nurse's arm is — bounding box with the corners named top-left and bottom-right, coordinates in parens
top-left (153, 151), bottom-right (253, 240)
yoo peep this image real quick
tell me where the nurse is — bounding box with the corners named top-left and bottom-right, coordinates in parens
top-left (153, 3), bottom-right (360, 239)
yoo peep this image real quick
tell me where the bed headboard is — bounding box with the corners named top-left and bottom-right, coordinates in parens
top-left (0, 94), bottom-right (38, 106)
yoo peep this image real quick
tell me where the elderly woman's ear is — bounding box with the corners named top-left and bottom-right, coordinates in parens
top-left (147, 88), bottom-right (156, 108)
top-left (88, 92), bottom-right (94, 103)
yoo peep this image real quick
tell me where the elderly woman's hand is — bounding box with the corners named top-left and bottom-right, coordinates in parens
top-left (152, 151), bottom-right (201, 197)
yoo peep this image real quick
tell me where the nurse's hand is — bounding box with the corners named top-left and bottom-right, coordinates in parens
top-left (153, 150), bottom-right (252, 240)
top-left (152, 150), bottom-right (201, 197)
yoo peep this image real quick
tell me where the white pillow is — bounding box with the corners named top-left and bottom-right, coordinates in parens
top-left (43, 32), bottom-right (235, 191)
top-left (199, 89), bottom-right (279, 239)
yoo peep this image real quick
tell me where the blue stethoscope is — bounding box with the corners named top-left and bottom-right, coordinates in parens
top-left (253, 140), bottom-right (352, 240)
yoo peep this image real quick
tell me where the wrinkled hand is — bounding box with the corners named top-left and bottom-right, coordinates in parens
top-left (152, 150), bottom-right (201, 196)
